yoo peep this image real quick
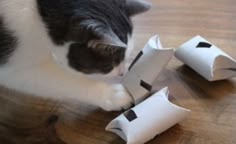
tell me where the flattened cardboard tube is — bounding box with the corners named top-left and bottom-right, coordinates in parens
top-left (106, 87), bottom-right (191, 144)
top-left (175, 35), bottom-right (236, 81)
top-left (122, 35), bottom-right (174, 104)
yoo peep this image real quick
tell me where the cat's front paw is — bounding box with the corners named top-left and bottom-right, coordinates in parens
top-left (101, 84), bottom-right (133, 111)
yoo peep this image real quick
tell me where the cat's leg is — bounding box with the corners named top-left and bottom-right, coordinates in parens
top-left (0, 59), bottom-right (133, 111)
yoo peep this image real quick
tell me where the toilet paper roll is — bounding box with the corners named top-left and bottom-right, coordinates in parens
top-left (122, 35), bottom-right (174, 104)
top-left (106, 87), bottom-right (191, 144)
top-left (175, 35), bottom-right (236, 81)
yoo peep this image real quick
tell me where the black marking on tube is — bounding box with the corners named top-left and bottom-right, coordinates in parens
top-left (196, 42), bottom-right (212, 48)
top-left (140, 80), bottom-right (152, 91)
top-left (128, 51), bottom-right (143, 71)
top-left (124, 109), bottom-right (137, 122)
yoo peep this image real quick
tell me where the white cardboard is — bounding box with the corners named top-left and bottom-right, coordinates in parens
top-left (175, 35), bottom-right (236, 81)
top-left (106, 87), bottom-right (191, 144)
top-left (122, 35), bottom-right (174, 104)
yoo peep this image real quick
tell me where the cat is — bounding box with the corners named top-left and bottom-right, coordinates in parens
top-left (0, 0), bottom-right (151, 111)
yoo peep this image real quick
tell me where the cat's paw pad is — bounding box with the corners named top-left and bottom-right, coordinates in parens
top-left (102, 84), bottom-right (133, 111)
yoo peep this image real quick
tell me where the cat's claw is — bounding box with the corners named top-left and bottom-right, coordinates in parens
top-left (101, 84), bottom-right (133, 111)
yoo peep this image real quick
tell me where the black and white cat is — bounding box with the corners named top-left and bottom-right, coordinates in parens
top-left (0, 0), bottom-right (150, 111)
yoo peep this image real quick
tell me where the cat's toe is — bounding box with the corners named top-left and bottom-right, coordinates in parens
top-left (102, 84), bottom-right (133, 111)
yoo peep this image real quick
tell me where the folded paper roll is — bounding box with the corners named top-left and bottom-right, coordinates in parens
top-left (106, 87), bottom-right (191, 144)
top-left (122, 35), bottom-right (174, 104)
top-left (175, 35), bottom-right (236, 81)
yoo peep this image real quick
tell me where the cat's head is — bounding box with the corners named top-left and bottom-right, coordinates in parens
top-left (37, 0), bottom-right (151, 78)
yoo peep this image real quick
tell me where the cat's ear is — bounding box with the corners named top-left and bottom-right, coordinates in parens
top-left (126, 0), bottom-right (151, 16)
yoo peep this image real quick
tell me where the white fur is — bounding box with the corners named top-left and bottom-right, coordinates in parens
top-left (0, 0), bottom-right (134, 111)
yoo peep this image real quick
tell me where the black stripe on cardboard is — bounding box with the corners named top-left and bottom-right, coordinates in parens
top-left (196, 42), bottom-right (212, 48)
top-left (128, 51), bottom-right (143, 71)
top-left (140, 80), bottom-right (152, 91)
top-left (124, 109), bottom-right (137, 122)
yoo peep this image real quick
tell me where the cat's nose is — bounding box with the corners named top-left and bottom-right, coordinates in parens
top-left (118, 72), bottom-right (124, 76)
top-left (117, 62), bottom-right (125, 76)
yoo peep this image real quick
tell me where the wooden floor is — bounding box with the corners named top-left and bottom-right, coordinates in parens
top-left (1, 0), bottom-right (236, 144)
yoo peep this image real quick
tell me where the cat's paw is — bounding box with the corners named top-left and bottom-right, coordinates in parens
top-left (101, 84), bottom-right (133, 111)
